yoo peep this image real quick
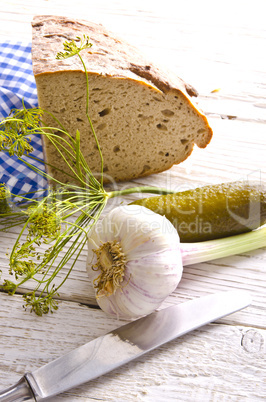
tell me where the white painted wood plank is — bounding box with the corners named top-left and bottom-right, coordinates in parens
top-left (0, 293), bottom-right (265, 401)
top-left (0, 1), bottom-right (266, 400)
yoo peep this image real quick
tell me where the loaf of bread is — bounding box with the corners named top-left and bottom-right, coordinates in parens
top-left (31, 15), bottom-right (213, 184)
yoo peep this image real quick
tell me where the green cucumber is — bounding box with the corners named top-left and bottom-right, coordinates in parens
top-left (130, 181), bottom-right (266, 242)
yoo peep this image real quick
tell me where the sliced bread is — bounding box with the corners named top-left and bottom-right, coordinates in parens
top-left (31, 15), bottom-right (213, 184)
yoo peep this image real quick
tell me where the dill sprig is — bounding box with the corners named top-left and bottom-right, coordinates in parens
top-left (0, 35), bottom-right (173, 315)
top-left (0, 105), bottom-right (44, 157)
top-left (0, 183), bottom-right (11, 214)
top-left (56, 35), bottom-right (92, 60)
top-left (0, 36), bottom-right (108, 315)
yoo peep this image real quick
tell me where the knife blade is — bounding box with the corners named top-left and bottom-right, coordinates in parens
top-left (0, 290), bottom-right (251, 401)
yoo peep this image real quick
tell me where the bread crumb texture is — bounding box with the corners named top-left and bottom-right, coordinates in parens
top-left (32, 16), bottom-right (213, 184)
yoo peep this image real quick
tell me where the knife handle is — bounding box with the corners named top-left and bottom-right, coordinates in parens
top-left (0, 376), bottom-right (35, 401)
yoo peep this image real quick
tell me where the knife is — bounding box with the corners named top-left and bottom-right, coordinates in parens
top-left (0, 290), bottom-right (251, 401)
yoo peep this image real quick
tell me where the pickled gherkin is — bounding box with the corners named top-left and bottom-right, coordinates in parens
top-left (130, 181), bottom-right (266, 242)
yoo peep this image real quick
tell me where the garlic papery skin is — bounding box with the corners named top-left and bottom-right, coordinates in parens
top-left (87, 204), bottom-right (183, 320)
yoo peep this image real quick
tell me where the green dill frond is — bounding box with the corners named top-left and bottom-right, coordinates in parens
top-left (0, 102), bottom-right (44, 157)
top-left (0, 183), bottom-right (11, 214)
top-left (10, 103), bottom-right (44, 127)
top-left (0, 183), bottom-right (10, 199)
top-left (27, 202), bottom-right (61, 243)
top-left (23, 291), bottom-right (59, 316)
top-left (9, 239), bottom-right (37, 279)
top-left (1, 279), bottom-right (18, 295)
top-left (56, 35), bottom-right (92, 60)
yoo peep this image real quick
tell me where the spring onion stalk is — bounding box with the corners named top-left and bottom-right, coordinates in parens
top-left (181, 226), bottom-right (266, 266)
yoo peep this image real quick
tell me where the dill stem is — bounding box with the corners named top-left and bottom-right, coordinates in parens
top-left (107, 186), bottom-right (176, 198)
top-left (78, 53), bottom-right (104, 186)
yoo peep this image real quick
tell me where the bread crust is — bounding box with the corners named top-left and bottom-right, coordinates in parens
top-left (32, 16), bottom-right (196, 93)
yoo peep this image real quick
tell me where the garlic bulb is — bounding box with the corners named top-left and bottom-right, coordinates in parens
top-left (87, 204), bottom-right (183, 319)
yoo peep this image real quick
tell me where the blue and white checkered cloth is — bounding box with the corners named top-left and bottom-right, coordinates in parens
top-left (0, 42), bottom-right (47, 200)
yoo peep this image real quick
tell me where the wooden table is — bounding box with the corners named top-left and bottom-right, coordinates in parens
top-left (0, 1), bottom-right (265, 400)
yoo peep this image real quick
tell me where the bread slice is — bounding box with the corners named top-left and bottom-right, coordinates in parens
top-left (31, 15), bottom-right (213, 184)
